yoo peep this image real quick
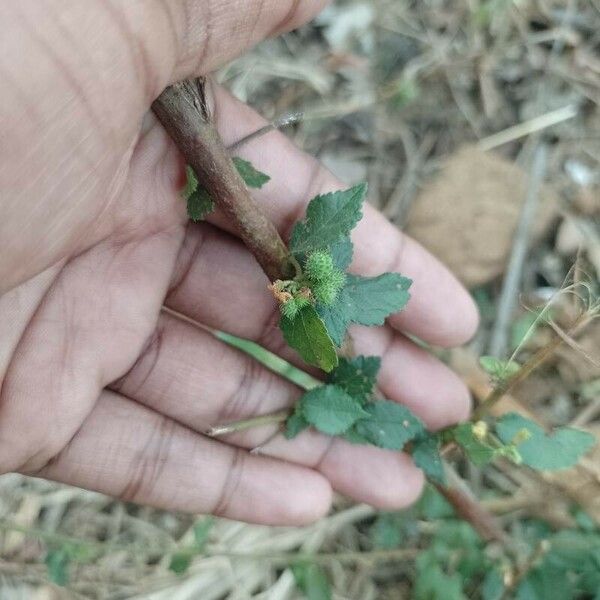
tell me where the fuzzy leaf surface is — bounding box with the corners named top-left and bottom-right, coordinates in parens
top-left (496, 413), bottom-right (596, 470)
top-left (317, 274), bottom-right (412, 346)
top-left (289, 183), bottom-right (367, 255)
top-left (187, 186), bottom-right (215, 222)
top-left (412, 434), bottom-right (446, 484)
top-left (329, 236), bottom-right (353, 270)
top-left (280, 306), bottom-right (338, 372)
top-left (452, 423), bottom-right (496, 466)
top-left (299, 385), bottom-right (368, 435)
top-left (285, 410), bottom-right (310, 439)
top-left (232, 156), bottom-right (270, 189)
top-left (355, 400), bottom-right (425, 450)
top-left (328, 356), bottom-right (380, 403)
top-left (182, 165), bottom-right (199, 200)
top-left (479, 356), bottom-right (520, 381)
top-left (342, 427), bottom-right (371, 445)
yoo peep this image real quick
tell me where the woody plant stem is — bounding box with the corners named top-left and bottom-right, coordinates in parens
top-left (152, 77), bottom-right (506, 544)
top-left (152, 77), bottom-right (294, 281)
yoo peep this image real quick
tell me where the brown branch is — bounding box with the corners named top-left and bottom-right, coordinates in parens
top-left (152, 78), bottom-right (509, 547)
top-left (151, 78), bottom-right (294, 281)
top-left (472, 312), bottom-right (590, 421)
top-left (435, 483), bottom-right (508, 544)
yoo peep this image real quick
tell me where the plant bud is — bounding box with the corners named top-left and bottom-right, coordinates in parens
top-left (280, 298), bottom-right (300, 320)
top-left (305, 250), bottom-right (335, 282)
top-left (329, 269), bottom-right (346, 292)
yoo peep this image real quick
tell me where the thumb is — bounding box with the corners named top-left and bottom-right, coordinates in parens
top-left (122, 0), bottom-right (329, 100)
top-left (166, 0), bottom-right (329, 83)
top-left (2, 1), bottom-right (328, 113)
top-left (0, 0), bottom-right (327, 292)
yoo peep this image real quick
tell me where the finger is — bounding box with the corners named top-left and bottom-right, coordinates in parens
top-left (200, 83), bottom-right (479, 347)
top-left (6, 0), bottom-right (328, 104)
top-left (163, 0), bottom-right (330, 84)
top-left (33, 390), bottom-right (332, 526)
top-left (112, 310), bottom-right (465, 506)
top-left (0, 0), bottom-right (325, 291)
top-left (166, 223), bottom-right (471, 429)
top-left (105, 0), bottom-right (329, 98)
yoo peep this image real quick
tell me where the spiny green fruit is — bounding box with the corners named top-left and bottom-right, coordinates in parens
top-left (313, 270), bottom-right (346, 306)
top-left (304, 250), bottom-right (335, 282)
top-left (329, 269), bottom-right (346, 290)
top-left (280, 295), bottom-right (311, 320)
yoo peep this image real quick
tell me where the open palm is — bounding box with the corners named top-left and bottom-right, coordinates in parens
top-left (0, 0), bottom-right (478, 525)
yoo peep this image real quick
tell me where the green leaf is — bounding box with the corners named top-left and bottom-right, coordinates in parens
top-left (182, 165), bottom-right (199, 200)
top-left (511, 311), bottom-right (542, 350)
top-left (412, 435), bottom-right (445, 484)
top-left (516, 564), bottom-right (574, 600)
top-left (292, 562), bottom-right (332, 600)
top-left (427, 521), bottom-right (485, 581)
top-left (546, 530), bottom-right (600, 576)
top-left (479, 356), bottom-right (521, 381)
top-left (193, 518), bottom-right (213, 550)
top-left (355, 400), bottom-right (425, 450)
top-left (315, 302), bottom-right (350, 347)
top-left (289, 183), bottom-right (367, 255)
top-left (285, 409), bottom-right (310, 439)
top-left (482, 569), bottom-right (505, 600)
top-left (187, 186), bottom-right (215, 222)
top-left (329, 236), bottom-right (353, 270)
top-left (184, 159), bottom-right (268, 218)
top-left (45, 548), bottom-right (70, 586)
top-left (390, 76), bottom-right (420, 109)
top-left (451, 423), bottom-right (496, 466)
top-left (328, 356), bottom-right (380, 403)
top-left (317, 274), bottom-right (412, 346)
top-left (514, 530), bottom-right (600, 599)
top-left (342, 427), bottom-right (371, 445)
top-left (169, 552), bottom-right (192, 574)
top-left (370, 513), bottom-right (404, 549)
top-left (63, 543), bottom-right (97, 564)
top-left (168, 519), bottom-right (212, 575)
top-left (182, 166), bottom-right (215, 221)
top-left (343, 274), bottom-right (412, 326)
top-left (417, 486), bottom-right (455, 519)
top-left (496, 413), bottom-right (596, 470)
top-left (415, 554), bottom-right (467, 600)
top-left (280, 305), bottom-right (338, 372)
top-left (299, 385), bottom-right (369, 435)
top-left (232, 156), bottom-right (270, 189)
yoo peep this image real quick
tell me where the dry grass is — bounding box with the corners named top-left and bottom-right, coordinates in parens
top-left (1, 0), bottom-right (599, 598)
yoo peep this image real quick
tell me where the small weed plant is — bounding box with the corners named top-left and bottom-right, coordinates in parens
top-left (184, 163), bottom-right (595, 486)
top-left (25, 77), bottom-right (599, 596)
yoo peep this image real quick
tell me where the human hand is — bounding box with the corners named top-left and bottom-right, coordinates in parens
top-left (0, 0), bottom-right (478, 525)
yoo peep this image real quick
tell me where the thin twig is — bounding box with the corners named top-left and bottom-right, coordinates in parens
top-left (488, 143), bottom-right (548, 358)
top-left (0, 519), bottom-right (416, 565)
top-left (206, 547), bottom-right (418, 565)
top-left (502, 540), bottom-right (550, 599)
top-left (435, 466), bottom-right (509, 544)
top-left (474, 313), bottom-right (590, 421)
top-left (161, 306), bottom-right (322, 392)
top-left (477, 105), bottom-right (577, 151)
top-left (227, 112), bottom-right (304, 152)
top-left (152, 78), bottom-right (294, 281)
top-left (206, 411), bottom-right (289, 437)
